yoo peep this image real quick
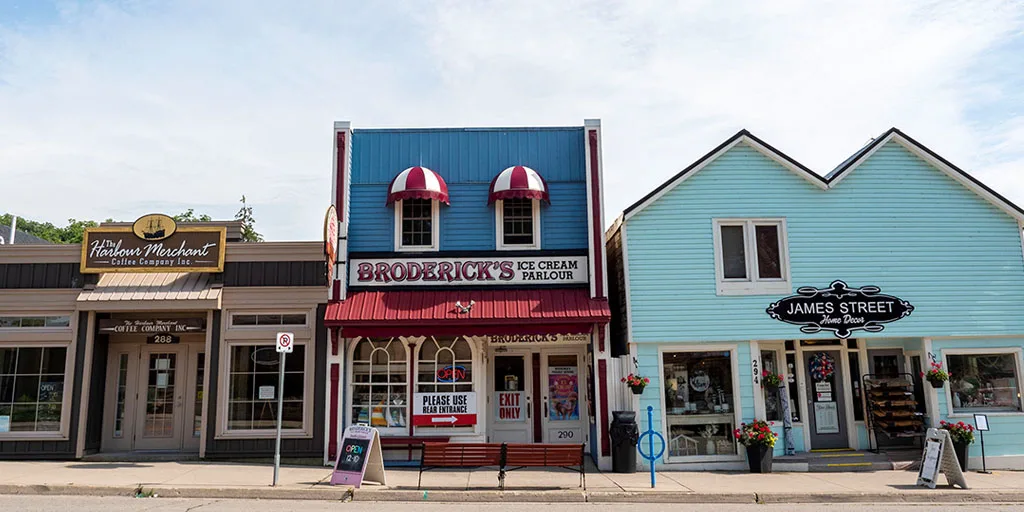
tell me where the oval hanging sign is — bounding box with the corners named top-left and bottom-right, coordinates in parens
top-left (766, 280), bottom-right (914, 339)
top-left (436, 365), bottom-right (466, 383)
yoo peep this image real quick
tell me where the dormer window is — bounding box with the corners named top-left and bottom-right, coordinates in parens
top-left (386, 166), bottom-right (449, 252)
top-left (489, 166), bottom-right (549, 251)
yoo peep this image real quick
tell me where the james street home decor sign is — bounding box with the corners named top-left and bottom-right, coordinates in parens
top-left (766, 281), bottom-right (914, 339)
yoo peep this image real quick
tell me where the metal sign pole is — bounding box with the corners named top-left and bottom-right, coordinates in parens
top-left (979, 428), bottom-right (990, 474)
top-left (273, 351), bottom-right (286, 486)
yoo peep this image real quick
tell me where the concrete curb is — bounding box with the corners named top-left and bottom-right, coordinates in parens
top-left (2, 484), bottom-right (1024, 504)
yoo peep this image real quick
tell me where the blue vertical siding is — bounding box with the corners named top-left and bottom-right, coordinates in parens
top-left (625, 141), bottom-right (1024, 342)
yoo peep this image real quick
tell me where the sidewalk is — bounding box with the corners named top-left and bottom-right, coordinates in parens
top-left (1, 460), bottom-right (1023, 504)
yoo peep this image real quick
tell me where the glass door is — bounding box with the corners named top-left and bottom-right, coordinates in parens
top-left (490, 354), bottom-right (531, 443)
top-left (134, 347), bottom-right (186, 450)
top-left (541, 351), bottom-right (585, 444)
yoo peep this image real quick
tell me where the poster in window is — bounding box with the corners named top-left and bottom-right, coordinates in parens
top-left (813, 402), bottom-right (840, 434)
top-left (548, 367), bottom-right (579, 421)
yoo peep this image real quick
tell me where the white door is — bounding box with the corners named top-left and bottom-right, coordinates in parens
top-left (134, 346), bottom-right (187, 450)
top-left (541, 350), bottom-right (586, 444)
top-left (490, 353), bottom-right (532, 443)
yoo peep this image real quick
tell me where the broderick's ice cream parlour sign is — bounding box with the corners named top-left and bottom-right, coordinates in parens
top-left (80, 214), bottom-right (226, 273)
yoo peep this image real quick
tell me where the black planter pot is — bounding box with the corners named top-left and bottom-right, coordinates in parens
top-left (630, 385), bottom-right (645, 395)
top-left (745, 444), bottom-right (774, 474)
top-left (953, 441), bottom-right (969, 471)
top-left (929, 379), bottom-right (945, 389)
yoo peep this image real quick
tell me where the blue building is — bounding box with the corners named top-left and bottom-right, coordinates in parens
top-left (607, 128), bottom-right (1024, 470)
top-left (325, 121), bottom-right (614, 467)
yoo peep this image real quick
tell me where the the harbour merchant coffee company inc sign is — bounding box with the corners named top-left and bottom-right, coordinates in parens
top-left (350, 255), bottom-right (588, 286)
top-left (766, 281), bottom-right (914, 339)
top-left (98, 318), bottom-right (206, 334)
top-left (81, 214), bottom-right (226, 273)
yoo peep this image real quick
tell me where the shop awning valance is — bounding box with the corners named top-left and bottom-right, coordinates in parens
top-left (386, 166), bottom-right (450, 205)
top-left (77, 272), bottom-right (222, 311)
top-left (488, 166), bottom-right (549, 204)
top-left (325, 288), bottom-right (609, 337)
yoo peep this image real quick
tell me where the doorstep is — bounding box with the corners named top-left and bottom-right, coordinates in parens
top-left (774, 448), bottom-right (920, 472)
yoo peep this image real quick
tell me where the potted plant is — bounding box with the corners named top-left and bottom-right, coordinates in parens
top-left (940, 420), bottom-right (975, 471)
top-left (622, 373), bottom-right (650, 395)
top-left (761, 370), bottom-right (783, 388)
top-left (733, 420), bottom-right (777, 473)
top-left (923, 361), bottom-right (949, 388)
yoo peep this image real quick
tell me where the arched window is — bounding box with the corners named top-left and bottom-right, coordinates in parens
top-left (417, 337), bottom-right (473, 394)
top-left (351, 338), bottom-right (408, 431)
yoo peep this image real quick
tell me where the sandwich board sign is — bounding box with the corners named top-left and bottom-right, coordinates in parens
top-left (330, 424), bottom-right (386, 487)
top-left (916, 428), bottom-right (968, 489)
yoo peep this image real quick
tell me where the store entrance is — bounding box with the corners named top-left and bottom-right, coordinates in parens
top-left (488, 346), bottom-right (587, 445)
top-left (804, 349), bottom-right (848, 449)
top-left (101, 342), bottom-right (204, 453)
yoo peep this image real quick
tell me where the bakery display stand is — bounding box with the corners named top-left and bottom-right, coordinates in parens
top-left (863, 373), bottom-right (925, 453)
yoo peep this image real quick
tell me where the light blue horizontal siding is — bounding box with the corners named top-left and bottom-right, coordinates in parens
top-left (351, 128), bottom-right (586, 184)
top-left (932, 338), bottom-right (1024, 458)
top-left (625, 141), bottom-right (1024, 343)
top-left (348, 182), bottom-right (588, 252)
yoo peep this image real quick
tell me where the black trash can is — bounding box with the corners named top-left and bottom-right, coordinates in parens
top-left (609, 410), bottom-right (639, 473)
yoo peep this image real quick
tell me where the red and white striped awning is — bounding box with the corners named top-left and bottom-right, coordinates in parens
top-left (488, 166), bottom-right (549, 204)
top-left (386, 166), bottom-right (450, 205)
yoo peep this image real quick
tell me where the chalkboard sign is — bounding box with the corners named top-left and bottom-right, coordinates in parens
top-left (330, 424), bottom-right (385, 488)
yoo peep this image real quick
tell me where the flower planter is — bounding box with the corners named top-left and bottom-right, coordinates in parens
top-left (929, 379), bottom-right (945, 389)
top-left (953, 441), bottom-right (969, 471)
top-left (746, 444), bottom-right (773, 474)
top-left (630, 385), bottom-right (646, 395)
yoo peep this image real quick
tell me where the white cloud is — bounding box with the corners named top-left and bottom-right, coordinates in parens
top-left (1, 0), bottom-right (1022, 239)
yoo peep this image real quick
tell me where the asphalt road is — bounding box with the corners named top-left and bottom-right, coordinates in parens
top-left (0, 496), bottom-right (1022, 512)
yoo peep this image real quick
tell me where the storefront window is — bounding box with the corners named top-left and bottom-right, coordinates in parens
top-left (352, 338), bottom-right (408, 429)
top-left (227, 344), bottom-right (305, 430)
top-left (948, 353), bottom-right (1022, 413)
top-left (785, 352), bottom-right (800, 422)
top-left (0, 316), bottom-right (71, 328)
top-left (0, 347), bottom-right (67, 432)
top-left (760, 350), bottom-right (781, 422)
top-left (662, 350), bottom-right (736, 457)
top-left (848, 352), bottom-right (864, 421)
top-left (417, 337), bottom-right (473, 393)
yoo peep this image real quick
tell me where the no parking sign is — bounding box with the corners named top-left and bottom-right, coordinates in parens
top-left (276, 332), bottom-right (294, 353)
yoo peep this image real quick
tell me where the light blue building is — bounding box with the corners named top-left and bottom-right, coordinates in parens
top-left (606, 128), bottom-right (1024, 470)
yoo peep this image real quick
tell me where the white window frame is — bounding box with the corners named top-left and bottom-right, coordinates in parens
top-left (394, 199), bottom-right (440, 252)
top-left (495, 198), bottom-right (541, 250)
top-left (942, 347), bottom-right (1024, 418)
top-left (0, 341), bottom-right (75, 440)
top-left (347, 337), bottom-right (410, 437)
top-left (657, 343), bottom-right (743, 463)
top-left (712, 218), bottom-right (791, 296)
top-left (228, 312), bottom-right (309, 329)
top-left (216, 339), bottom-right (314, 438)
top-left (413, 336), bottom-right (478, 435)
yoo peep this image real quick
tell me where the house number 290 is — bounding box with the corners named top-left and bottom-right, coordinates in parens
top-left (557, 430), bottom-right (574, 439)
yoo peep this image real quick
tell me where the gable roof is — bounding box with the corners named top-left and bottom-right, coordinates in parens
top-left (0, 225), bottom-right (51, 245)
top-left (621, 128), bottom-right (1024, 224)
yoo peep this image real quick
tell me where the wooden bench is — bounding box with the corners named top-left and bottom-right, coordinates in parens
top-left (417, 442), bottom-right (586, 490)
top-left (501, 443), bottom-right (585, 490)
top-left (418, 443), bottom-right (504, 489)
top-left (379, 436), bottom-right (449, 466)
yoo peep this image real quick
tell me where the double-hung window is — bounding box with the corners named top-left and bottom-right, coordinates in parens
top-left (712, 219), bottom-right (791, 295)
top-left (497, 198), bottom-right (540, 249)
top-left (396, 199), bottom-right (438, 251)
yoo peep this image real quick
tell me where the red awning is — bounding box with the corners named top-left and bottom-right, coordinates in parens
top-left (325, 288), bottom-right (610, 337)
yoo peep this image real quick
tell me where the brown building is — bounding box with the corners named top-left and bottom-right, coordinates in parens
top-left (0, 217), bottom-right (329, 460)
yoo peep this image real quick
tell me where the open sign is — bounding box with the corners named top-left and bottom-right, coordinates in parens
top-left (436, 365), bottom-right (466, 383)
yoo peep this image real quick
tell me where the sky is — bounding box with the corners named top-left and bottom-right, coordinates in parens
top-left (1, 0), bottom-right (1023, 241)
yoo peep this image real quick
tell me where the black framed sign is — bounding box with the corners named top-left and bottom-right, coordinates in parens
top-left (766, 280), bottom-right (914, 339)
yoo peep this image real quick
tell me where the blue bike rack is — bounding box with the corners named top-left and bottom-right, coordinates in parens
top-left (637, 405), bottom-right (666, 488)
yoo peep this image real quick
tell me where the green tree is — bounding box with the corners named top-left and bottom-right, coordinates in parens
top-left (0, 214), bottom-right (109, 244)
top-left (234, 195), bottom-right (264, 242)
top-left (173, 209), bottom-right (213, 223)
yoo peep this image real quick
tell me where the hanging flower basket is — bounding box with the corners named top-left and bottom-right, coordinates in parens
top-left (622, 373), bottom-right (649, 395)
top-left (923, 361), bottom-right (949, 388)
top-left (761, 370), bottom-right (783, 388)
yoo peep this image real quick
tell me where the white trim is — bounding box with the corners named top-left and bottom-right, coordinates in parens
top-left (346, 337), bottom-right (411, 437)
top-left (394, 199), bottom-right (440, 252)
top-left (656, 343), bottom-right (744, 464)
top-left (411, 336), bottom-right (479, 437)
top-left (829, 132), bottom-right (1024, 223)
top-left (712, 218), bottom-right (792, 296)
top-left (495, 199), bottom-right (541, 250)
top-left (623, 135), bottom-right (827, 222)
top-left (940, 346), bottom-right (1024, 416)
